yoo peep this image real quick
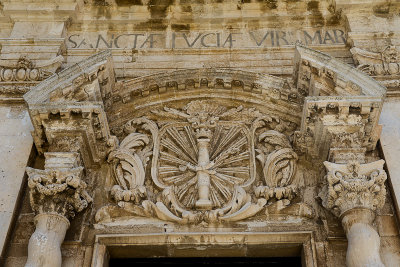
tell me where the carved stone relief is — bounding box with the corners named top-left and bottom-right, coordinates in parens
top-left (0, 55), bottom-right (63, 98)
top-left (97, 100), bottom-right (312, 224)
top-left (320, 160), bottom-right (387, 217)
top-left (24, 152), bottom-right (92, 267)
top-left (351, 46), bottom-right (400, 76)
top-left (319, 159), bottom-right (387, 267)
top-left (26, 152), bottom-right (92, 219)
top-left (351, 46), bottom-right (400, 96)
top-left (17, 46), bottom-right (393, 266)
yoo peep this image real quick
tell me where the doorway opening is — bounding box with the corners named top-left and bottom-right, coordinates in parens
top-left (109, 257), bottom-right (302, 266)
top-left (92, 232), bottom-right (316, 267)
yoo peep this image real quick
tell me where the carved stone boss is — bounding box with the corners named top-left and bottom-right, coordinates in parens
top-left (99, 100), bottom-right (310, 224)
top-left (24, 152), bottom-right (92, 267)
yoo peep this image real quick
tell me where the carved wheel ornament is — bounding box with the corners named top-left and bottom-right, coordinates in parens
top-left (99, 100), bottom-right (311, 224)
top-left (153, 101), bottom-right (254, 210)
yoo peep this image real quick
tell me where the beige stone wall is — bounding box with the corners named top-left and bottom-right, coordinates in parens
top-left (0, 105), bottom-right (33, 263)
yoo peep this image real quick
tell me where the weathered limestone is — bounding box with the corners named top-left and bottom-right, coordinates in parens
top-left (25, 213), bottom-right (69, 267)
top-left (321, 160), bottom-right (387, 267)
top-left (379, 101), bottom-right (400, 219)
top-left (100, 100), bottom-right (303, 224)
top-left (0, 2), bottom-right (82, 262)
top-left (342, 209), bottom-right (385, 267)
top-left (25, 152), bottom-right (92, 267)
top-left (1, 1), bottom-right (400, 266)
top-left (0, 106), bottom-right (33, 260)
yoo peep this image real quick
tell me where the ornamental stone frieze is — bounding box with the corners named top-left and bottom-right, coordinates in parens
top-left (20, 45), bottom-right (391, 266)
top-left (0, 55), bottom-right (63, 99)
top-left (351, 46), bottom-right (400, 76)
top-left (351, 46), bottom-right (400, 97)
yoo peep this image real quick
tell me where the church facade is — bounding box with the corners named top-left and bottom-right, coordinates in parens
top-left (1, 1), bottom-right (400, 266)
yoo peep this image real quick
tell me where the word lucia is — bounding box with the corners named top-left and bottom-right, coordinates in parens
top-left (67, 28), bottom-right (346, 50)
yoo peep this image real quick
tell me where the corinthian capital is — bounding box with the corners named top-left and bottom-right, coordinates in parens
top-left (321, 160), bottom-right (387, 217)
top-left (26, 152), bottom-right (92, 219)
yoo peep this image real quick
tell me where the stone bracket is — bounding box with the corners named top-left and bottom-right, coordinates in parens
top-left (23, 50), bottom-right (116, 167)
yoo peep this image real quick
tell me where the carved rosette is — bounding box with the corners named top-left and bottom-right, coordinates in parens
top-left (99, 100), bottom-right (312, 224)
top-left (321, 160), bottom-right (387, 217)
top-left (26, 152), bottom-right (93, 220)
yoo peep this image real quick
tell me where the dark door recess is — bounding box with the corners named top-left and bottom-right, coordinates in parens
top-left (109, 257), bottom-right (302, 266)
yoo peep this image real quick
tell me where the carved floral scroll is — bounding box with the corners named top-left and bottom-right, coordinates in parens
top-left (97, 100), bottom-right (312, 224)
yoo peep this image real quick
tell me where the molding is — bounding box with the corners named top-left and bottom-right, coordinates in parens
top-left (24, 50), bottom-right (116, 167)
top-left (294, 44), bottom-right (386, 97)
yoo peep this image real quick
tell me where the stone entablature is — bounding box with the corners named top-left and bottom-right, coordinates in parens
top-left (16, 43), bottom-right (392, 266)
top-left (1, 1), bottom-right (400, 266)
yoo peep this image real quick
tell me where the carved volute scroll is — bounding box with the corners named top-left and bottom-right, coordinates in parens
top-left (320, 159), bottom-right (387, 267)
top-left (320, 160), bottom-right (387, 217)
top-left (99, 100), bottom-right (311, 224)
top-left (20, 46), bottom-right (392, 266)
top-left (255, 130), bottom-right (298, 202)
top-left (107, 117), bottom-right (157, 204)
top-left (25, 152), bottom-right (93, 267)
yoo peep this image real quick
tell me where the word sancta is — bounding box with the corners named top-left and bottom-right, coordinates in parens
top-left (67, 28), bottom-right (346, 50)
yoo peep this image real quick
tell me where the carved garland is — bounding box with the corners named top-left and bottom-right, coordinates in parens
top-left (98, 100), bottom-right (312, 224)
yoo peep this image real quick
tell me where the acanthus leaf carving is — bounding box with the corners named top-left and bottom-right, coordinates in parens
top-left (99, 100), bottom-right (312, 224)
top-left (320, 159), bottom-right (387, 217)
top-left (255, 130), bottom-right (298, 202)
top-left (108, 133), bottom-right (149, 203)
top-left (26, 152), bottom-right (93, 220)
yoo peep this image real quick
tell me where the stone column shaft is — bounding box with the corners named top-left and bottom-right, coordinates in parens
top-left (196, 138), bottom-right (212, 209)
top-left (342, 208), bottom-right (385, 267)
top-left (25, 214), bottom-right (69, 267)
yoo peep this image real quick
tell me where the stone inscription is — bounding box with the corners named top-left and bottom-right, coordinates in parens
top-left (67, 28), bottom-right (346, 49)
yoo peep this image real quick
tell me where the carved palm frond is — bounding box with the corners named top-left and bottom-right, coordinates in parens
top-left (263, 149), bottom-right (297, 188)
top-left (258, 130), bottom-right (291, 149)
top-left (108, 133), bottom-right (149, 190)
top-left (157, 124), bottom-right (251, 209)
top-left (257, 130), bottom-right (297, 188)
